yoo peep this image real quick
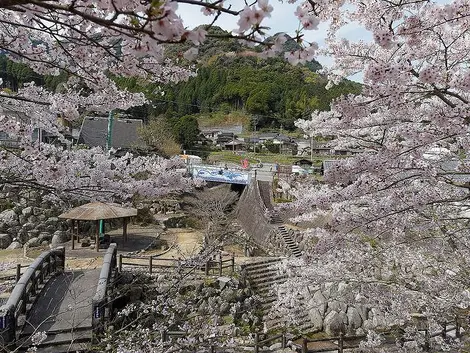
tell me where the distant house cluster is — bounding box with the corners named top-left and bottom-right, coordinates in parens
top-left (199, 127), bottom-right (359, 157)
top-left (0, 108), bottom-right (78, 149)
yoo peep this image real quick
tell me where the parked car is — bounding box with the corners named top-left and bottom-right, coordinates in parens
top-left (292, 165), bottom-right (308, 175)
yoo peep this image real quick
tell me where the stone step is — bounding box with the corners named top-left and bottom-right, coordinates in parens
top-left (265, 314), bottom-right (315, 334)
top-left (283, 240), bottom-right (295, 245)
top-left (245, 263), bottom-right (280, 272)
top-left (241, 258), bottom-right (283, 270)
top-left (247, 270), bottom-right (285, 282)
top-left (250, 279), bottom-right (286, 291)
top-left (244, 267), bottom-right (280, 277)
top-left (17, 328), bottom-right (92, 352)
top-left (252, 277), bottom-right (287, 291)
top-left (29, 341), bottom-right (91, 353)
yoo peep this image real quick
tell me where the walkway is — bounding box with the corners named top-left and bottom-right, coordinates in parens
top-left (18, 269), bottom-right (101, 351)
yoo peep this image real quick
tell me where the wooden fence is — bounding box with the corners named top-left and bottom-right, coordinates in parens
top-left (254, 332), bottom-right (287, 353)
top-left (118, 253), bottom-right (235, 276)
top-left (296, 318), bottom-right (463, 352)
top-left (132, 319), bottom-right (465, 353)
top-left (0, 264), bottom-right (29, 283)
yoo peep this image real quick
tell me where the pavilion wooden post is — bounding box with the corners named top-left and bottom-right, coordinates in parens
top-left (123, 217), bottom-right (128, 243)
top-left (76, 220), bottom-right (80, 243)
top-left (71, 220), bottom-right (75, 250)
top-left (95, 220), bottom-right (100, 252)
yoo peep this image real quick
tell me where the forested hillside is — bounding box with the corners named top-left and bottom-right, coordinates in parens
top-left (155, 55), bottom-right (360, 130)
top-left (0, 26), bottom-right (361, 134)
top-left (116, 27), bottom-right (361, 130)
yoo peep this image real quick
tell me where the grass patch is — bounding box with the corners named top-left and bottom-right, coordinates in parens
top-left (274, 198), bottom-right (292, 204)
top-left (207, 151), bottom-right (347, 166)
top-left (197, 111), bottom-right (250, 129)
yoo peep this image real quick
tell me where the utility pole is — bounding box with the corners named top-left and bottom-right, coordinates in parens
top-left (100, 110), bottom-right (114, 240)
top-left (310, 134), bottom-right (313, 162)
top-left (106, 110), bottom-right (114, 150)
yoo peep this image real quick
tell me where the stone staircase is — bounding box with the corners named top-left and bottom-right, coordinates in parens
top-left (241, 258), bottom-right (314, 335)
top-left (17, 327), bottom-right (92, 352)
top-left (270, 213), bottom-right (302, 258)
top-left (277, 225), bottom-right (302, 258)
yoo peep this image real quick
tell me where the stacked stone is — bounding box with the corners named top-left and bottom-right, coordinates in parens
top-left (0, 194), bottom-right (71, 250)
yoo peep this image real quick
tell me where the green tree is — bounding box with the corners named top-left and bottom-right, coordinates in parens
top-left (173, 115), bottom-right (200, 149)
top-left (138, 115), bottom-right (181, 157)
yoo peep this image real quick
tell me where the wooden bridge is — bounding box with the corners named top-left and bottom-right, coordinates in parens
top-left (0, 244), bottom-right (118, 352)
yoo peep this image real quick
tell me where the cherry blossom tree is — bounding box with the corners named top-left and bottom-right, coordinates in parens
top-left (286, 0), bottom-right (470, 349)
top-left (5, 0), bottom-right (470, 348)
top-left (0, 0), bottom-right (321, 203)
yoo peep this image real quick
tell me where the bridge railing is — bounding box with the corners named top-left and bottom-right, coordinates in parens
top-left (92, 243), bottom-right (117, 340)
top-left (0, 247), bottom-right (65, 346)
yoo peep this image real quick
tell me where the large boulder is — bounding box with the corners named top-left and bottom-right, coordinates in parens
top-left (17, 228), bottom-right (29, 243)
top-left (38, 232), bottom-right (52, 243)
top-left (328, 300), bottom-right (347, 314)
top-left (7, 241), bottom-right (22, 250)
top-left (35, 223), bottom-right (46, 232)
top-left (346, 307), bottom-right (363, 331)
top-left (22, 223), bottom-right (35, 232)
top-left (27, 215), bottom-right (38, 224)
top-left (0, 209), bottom-right (18, 227)
top-left (0, 233), bottom-right (12, 249)
top-left (324, 311), bottom-right (346, 336)
top-left (310, 290), bottom-right (328, 315)
top-left (32, 207), bottom-right (42, 216)
top-left (25, 237), bottom-right (40, 248)
top-left (308, 308), bottom-right (323, 330)
top-left (51, 230), bottom-right (69, 246)
top-left (21, 207), bottom-right (33, 218)
top-left (356, 304), bottom-right (369, 322)
top-left (45, 217), bottom-right (59, 226)
top-left (18, 215), bottom-right (26, 225)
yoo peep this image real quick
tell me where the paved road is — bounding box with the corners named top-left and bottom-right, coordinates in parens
top-left (22, 269), bottom-right (101, 336)
top-left (250, 163), bottom-right (275, 182)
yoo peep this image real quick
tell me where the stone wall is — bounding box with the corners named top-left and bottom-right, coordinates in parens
top-left (302, 282), bottom-right (380, 336)
top-left (0, 190), bottom-right (72, 250)
top-left (0, 186), bottom-right (188, 250)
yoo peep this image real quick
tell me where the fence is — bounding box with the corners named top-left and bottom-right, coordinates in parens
top-left (0, 264), bottom-right (29, 283)
top-left (296, 318), bottom-right (463, 352)
top-left (0, 247), bottom-right (65, 345)
top-left (160, 330), bottom-right (229, 353)
top-left (118, 253), bottom-right (235, 276)
top-left (254, 332), bottom-right (287, 353)
top-left (160, 330), bottom-right (287, 353)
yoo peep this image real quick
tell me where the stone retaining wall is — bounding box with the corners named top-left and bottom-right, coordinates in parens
top-left (236, 182), bottom-right (285, 255)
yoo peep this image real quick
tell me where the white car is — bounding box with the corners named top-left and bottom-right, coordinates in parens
top-left (292, 165), bottom-right (308, 175)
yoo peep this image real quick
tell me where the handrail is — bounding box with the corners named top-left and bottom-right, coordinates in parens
top-left (118, 253), bottom-right (235, 276)
top-left (92, 243), bottom-right (117, 340)
top-left (255, 332), bottom-right (287, 353)
top-left (297, 319), bottom-right (463, 353)
top-left (0, 247), bottom-right (65, 345)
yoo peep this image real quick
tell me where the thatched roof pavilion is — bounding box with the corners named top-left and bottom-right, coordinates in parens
top-left (59, 202), bottom-right (137, 251)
